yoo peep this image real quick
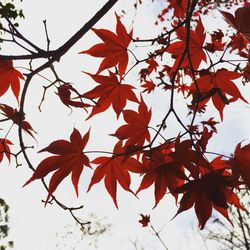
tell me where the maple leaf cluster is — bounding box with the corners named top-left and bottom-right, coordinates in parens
top-left (1, 1), bottom-right (250, 231)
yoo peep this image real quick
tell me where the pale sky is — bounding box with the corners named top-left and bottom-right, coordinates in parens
top-left (0, 1), bottom-right (249, 249)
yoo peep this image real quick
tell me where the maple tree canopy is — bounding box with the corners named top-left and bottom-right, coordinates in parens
top-left (0, 0), bottom-right (250, 231)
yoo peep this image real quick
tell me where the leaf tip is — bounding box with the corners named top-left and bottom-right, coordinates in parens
top-left (22, 177), bottom-right (34, 188)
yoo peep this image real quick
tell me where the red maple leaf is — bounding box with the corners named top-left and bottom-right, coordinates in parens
top-left (201, 117), bottom-right (219, 132)
top-left (166, 18), bottom-right (206, 73)
top-left (145, 58), bottom-right (158, 74)
top-left (168, 0), bottom-right (188, 19)
top-left (113, 96), bottom-right (151, 148)
top-left (174, 171), bottom-right (244, 229)
top-left (0, 139), bottom-right (12, 163)
top-left (221, 6), bottom-right (250, 41)
top-left (23, 128), bottom-right (91, 203)
top-left (228, 33), bottom-right (249, 53)
top-left (56, 83), bottom-right (91, 110)
top-left (168, 137), bottom-right (209, 178)
top-left (231, 142), bottom-right (250, 189)
top-left (189, 69), bottom-right (247, 120)
top-left (0, 104), bottom-right (37, 139)
top-left (87, 141), bottom-right (144, 208)
top-left (0, 60), bottom-right (24, 102)
top-left (139, 58), bottom-right (158, 83)
top-left (82, 71), bottom-right (139, 119)
top-left (80, 13), bottom-right (132, 77)
top-left (204, 30), bottom-right (226, 53)
top-left (156, 0), bottom-right (188, 24)
top-left (136, 143), bottom-right (186, 207)
top-left (141, 80), bottom-right (156, 94)
top-left (195, 127), bottom-right (214, 152)
top-left (139, 214), bottom-right (150, 227)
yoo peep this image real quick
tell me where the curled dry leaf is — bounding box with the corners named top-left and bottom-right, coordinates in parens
top-left (56, 83), bottom-right (91, 110)
top-left (0, 103), bottom-right (37, 139)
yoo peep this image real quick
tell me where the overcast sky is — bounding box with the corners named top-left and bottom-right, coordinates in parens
top-left (0, 1), bottom-right (249, 249)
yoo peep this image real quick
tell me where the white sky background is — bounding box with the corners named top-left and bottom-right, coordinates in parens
top-left (0, 0), bottom-right (250, 249)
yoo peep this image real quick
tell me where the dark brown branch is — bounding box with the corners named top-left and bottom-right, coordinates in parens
top-left (18, 0), bottom-right (119, 167)
top-left (43, 20), bottom-right (50, 52)
top-left (53, 0), bottom-right (119, 62)
top-left (0, 51), bottom-right (56, 60)
top-left (16, 0), bottom-right (119, 228)
top-left (5, 17), bottom-right (44, 52)
top-left (1, 0), bottom-right (119, 61)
